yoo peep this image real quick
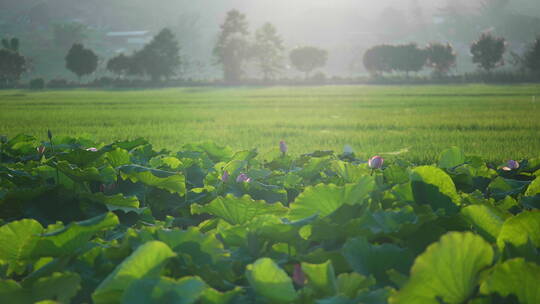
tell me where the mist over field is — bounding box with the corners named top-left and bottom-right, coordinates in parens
top-left (2, 0), bottom-right (540, 79)
top-left (1, 2), bottom-right (540, 303)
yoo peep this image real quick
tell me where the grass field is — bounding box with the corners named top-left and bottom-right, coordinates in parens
top-left (1, 84), bottom-right (539, 163)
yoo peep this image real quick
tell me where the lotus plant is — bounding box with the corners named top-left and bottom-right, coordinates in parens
top-left (280, 140), bottom-right (288, 155)
top-left (236, 173), bottom-right (251, 183)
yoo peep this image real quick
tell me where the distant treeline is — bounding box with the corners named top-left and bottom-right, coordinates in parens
top-left (1, 10), bottom-right (540, 88)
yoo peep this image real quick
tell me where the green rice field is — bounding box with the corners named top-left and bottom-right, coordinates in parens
top-left (1, 84), bottom-right (539, 163)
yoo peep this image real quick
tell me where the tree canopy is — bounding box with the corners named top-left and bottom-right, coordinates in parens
top-left (65, 43), bottom-right (98, 80)
top-left (253, 23), bottom-right (284, 80)
top-left (213, 10), bottom-right (251, 83)
top-left (470, 33), bottom-right (506, 72)
top-left (289, 46), bottom-right (328, 78)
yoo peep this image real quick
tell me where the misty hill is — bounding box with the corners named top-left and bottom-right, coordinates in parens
top-left (1, 0), bottom-right (539, 78)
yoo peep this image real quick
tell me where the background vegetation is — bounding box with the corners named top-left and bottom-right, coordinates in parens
top-left (1, 85), bottom-right (539, 163)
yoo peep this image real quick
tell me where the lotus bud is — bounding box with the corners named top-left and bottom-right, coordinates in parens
top-left (368, 155), bottom-right (384, 169)
top-left (221, 170), bottom-right (229, 182)
top-left (236, 173), bottom-right (251, 183)
top-left (507, 160), bottom-right (519, 170)
top-left (37, 146), bottom-right (46, 154)
top-left (502, 159), bottom-right (519, 171)
top-left (343, 145), bottom-right (354, 154)
top-left (280, 140), bottom-right (288, 154)
top-left (86, 147), bottom-right (98, 152)
top-left (292, 264), bottom-right (306, 286)
top-left (47, 129), bottom-right (53, 140)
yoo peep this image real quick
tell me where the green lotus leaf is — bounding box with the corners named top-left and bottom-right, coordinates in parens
top-left (497, 211), bottom-right (540, 252)
top-left (56, 161), bottom-right (103, 183)
top-left (200, 286), bottom-right (243, 304)
top-left (35, 212), bottom-right (119, 257)
top-left (288, 177), bottom-right (375, 221)
top-left (336, 272), bottom-right (375, 298)
top-left (0, 219), bottom-right (43, 275)
top-left (106, 148), bottom-right (131, 168)
top-left (389, 232), bottom-right (493, 304)
top-left (119, 165), bottom-right (186, 195)
top-left (331, 161), bottom-right (370, 184)
top-left (461, 204), bottom-right (506, 242)
top-left (342, 237), bottom-right (411, 283)
top-left (92, 241), bottom-right (176, 304)
top-left (182, 142), bottom-right (234, 163)
top-left (245, 258), bottom-right (297, 303)
top-left (156, 227), bottom-right (228, 266)
top-left (32, 272), bottom-right (81, 303)
top-left (525, 177), bottom-right (540, 196)
top-left (480, 258), bottom-right (540, 304)
top-left (438, 146), bottom-right (465, 169)
top-left (121, 276), bottom-right (207, 304)
top-left (410, 166), bottom-right (460, 215)
top-left (191, 194), bottom-right (287, 225)
top-left (302, 260), bottom-right (338, 297)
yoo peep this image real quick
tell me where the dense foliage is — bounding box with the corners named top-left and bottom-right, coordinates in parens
top-left (253, 23), bottom-right (285, 80)
top-left (213, 10), bottom-right (251, 83)
top-left (0, 134), bottom-right (539, 303)
top-left (470, 33), bottom-right (507, 72)
top-left (289, 47), bottom-right (328, 78)
top-left (363, 43), bottom-right (459, 77)
top-left (65, 43), bottom-right (98, 80)
top-left (0, 38), bottom-right (27, 86)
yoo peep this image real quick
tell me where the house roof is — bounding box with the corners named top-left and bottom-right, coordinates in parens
top-left (106, 31), bottom-right (149, 37)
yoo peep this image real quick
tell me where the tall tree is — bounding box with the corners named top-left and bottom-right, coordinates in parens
top-left (524, 37), bottom-right (540, 74)
top-left (425, 43), bottom-right (457, 77)
top-left (253, 23), bottom-right (284, 80)
top-left (289, 46), bottom-right (328, 79)
top-left (0, 38), bottom-right (27, 87)
top-left (393, 43), bottom-right (427, 77)
top-left (106, 53), bottom-right (131, 78)
top-left (363, 45), bottom-right (393, 76)
top-left (137, 28), bottom-right (181, 81)
top-left (65, 43), bottom-right (98, 81)
top-left (213, 10), bottom-right (250, 83)
top-left (470, 33), bottom-right (506, 72)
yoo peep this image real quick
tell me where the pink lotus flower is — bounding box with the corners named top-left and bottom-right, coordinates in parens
top-left (236, 173), bottom-right (251, 183)
top-left (368, 155), bottom-right (384, 169)
top-left (37, 146), bottom-right (46, 154)
top-left (86, 147), bottom-right (98, 152)
top-left (221, 170), bottom-right (229, 182)
top-left (292, 264), bottom-right (306, 286)
top-left (280, 140), bottom-right (288, 154)
top-left (502, 159), bottom-right (519, 171)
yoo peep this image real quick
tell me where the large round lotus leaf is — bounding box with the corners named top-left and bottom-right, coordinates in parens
top-left (389, 232), bottom-right (493, 304)
top-left (245, 258), bottom-right (297, 303)
top-left (481, 258), bottom-right (540, 304)
top-left (288, 177), bottom-right (374, 221)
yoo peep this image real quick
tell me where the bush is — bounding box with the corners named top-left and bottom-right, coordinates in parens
top-left (89, 77), bottom-right (115, 88)
top-left (310, 71), bottom-right (327, 83)
top-left (28, 78), bottom-right (45, 90)
top-left (46, 78), bottom-right (72, 89)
